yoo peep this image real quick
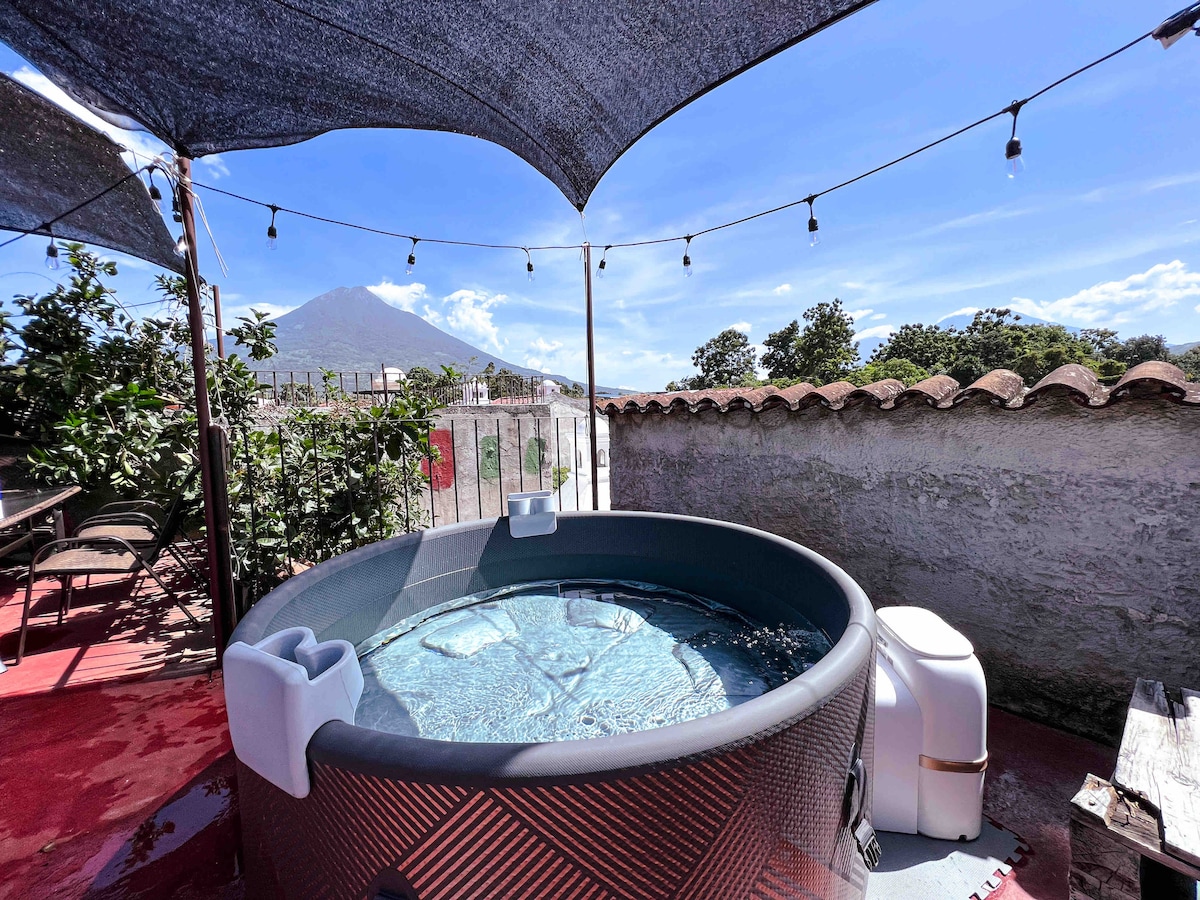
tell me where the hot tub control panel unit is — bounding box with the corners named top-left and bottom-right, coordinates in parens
top-left (872, 606), bottom-right (988, 841)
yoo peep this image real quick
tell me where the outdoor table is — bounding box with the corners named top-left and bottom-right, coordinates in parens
top-left (0, 485), bottom-right (81, 560)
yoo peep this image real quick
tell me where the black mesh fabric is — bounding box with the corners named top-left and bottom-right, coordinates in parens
top-left (0, 73), bottom-right (183, 272)
top-left (0, 0), bottom-right (876, 208)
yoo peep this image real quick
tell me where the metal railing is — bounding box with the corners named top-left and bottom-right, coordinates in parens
top-left (248, 370), bottom-right (573, 408)
top-left (228, 412), bottom-right (594, 608)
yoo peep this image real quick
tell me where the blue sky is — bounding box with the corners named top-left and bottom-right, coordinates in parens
top-left (2, 0), bottom-right (1198, 391)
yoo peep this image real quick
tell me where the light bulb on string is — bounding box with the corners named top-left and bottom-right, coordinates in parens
top-left (266, 205), bottom-right (279, 249)
top-left (806, 196), bottom-right (820, 247)
top-left (407, 238), bottom-right (418, 276)
top-left (682, 236), bottom-right (693, 277)
top-left (596, 245), bottom-right (610, 279)
top-left (171, 194), bottom-right (182, 223)
top-left (1005, 101), bottom-right (1025, 178)
top-left (175, 234), bottom-right (188, 257)
top-left (146, 167), bottom-right (163, 210)
top-left (45, 237), bottom-right (59, 270)
top-left (525, 248), bottom-right (534, 282)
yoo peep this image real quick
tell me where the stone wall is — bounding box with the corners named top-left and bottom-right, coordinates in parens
top-left (608, 393), bottom-right (1199, 744)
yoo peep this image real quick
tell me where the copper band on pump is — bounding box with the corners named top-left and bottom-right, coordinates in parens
top-left (919, 754), bottom-right (989, 774)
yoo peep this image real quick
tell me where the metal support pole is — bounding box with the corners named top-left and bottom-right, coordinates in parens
top-left (178, 156), bottom-right (236, 660)
top-left (212, 284), bottom-right (226, 359)
top-left (583, 243), bottom-right (599, 511)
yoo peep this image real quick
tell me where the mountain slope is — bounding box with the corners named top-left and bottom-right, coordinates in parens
top-left (260, 286), bottom-right (588, 386)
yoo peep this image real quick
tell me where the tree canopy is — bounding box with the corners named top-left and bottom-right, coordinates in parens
top-left (668, 302), bottom-right (1194, 392)
top-left (667, 328), bottom-right (758, 390)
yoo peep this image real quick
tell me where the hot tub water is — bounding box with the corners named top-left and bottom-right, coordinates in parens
top-left (355, 579), bottom-right (831, 743)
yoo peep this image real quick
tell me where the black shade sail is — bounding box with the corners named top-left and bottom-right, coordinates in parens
top-left (0, 73), bottom-right (183, 272)
top-left (0, 0), bottom-right (875, 209)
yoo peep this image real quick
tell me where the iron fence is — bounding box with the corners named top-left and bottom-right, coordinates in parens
top-left (249, 370), bottom-right (566, 408)
top-left (228, 411), bottom-right (595, 610)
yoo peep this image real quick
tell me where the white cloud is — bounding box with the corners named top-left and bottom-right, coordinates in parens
top-left (422, 304), bottom-right (442, 325)
top-left (531, 337), bottom-right (564, 353)
top-left (198, 154), bottom-right (230, 179)
top-left (772, 284), bottom-right (792, 295)
top-left (870, 313), bottom-right (887, 321)
top-left (845, 308), bottom-right (874, 322)
top-left (367, 280), bottom-right (429, 312)
top-left (1008, 261), bottom-right (1200, 327)
top-left (937, 307), bottom-right (979, 323)
top-left (442, 289), bottom-right (506, 350)
top-left (853, 324), bottom-right (896, 341)
top-left (729, 321), bottom-right (752, 334)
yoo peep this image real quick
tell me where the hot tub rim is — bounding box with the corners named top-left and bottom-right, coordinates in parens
top-left (229, 511), bottom-right (876, 782)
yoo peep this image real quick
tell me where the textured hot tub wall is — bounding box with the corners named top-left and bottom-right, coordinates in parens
top-left (604, 369), bottom-right (1200, 744)
top-left (239, 655), bottom-right (873, 900)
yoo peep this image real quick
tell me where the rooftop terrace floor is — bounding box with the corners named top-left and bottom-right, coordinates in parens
top-left (0, 565), bottom-right (1118, 899)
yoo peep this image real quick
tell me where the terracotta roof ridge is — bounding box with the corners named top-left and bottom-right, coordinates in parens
top-left (598, 364), bottom-right (1200, 415)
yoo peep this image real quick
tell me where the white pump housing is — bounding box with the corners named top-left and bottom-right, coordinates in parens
top-left (872, 606), bottom-right (987, 841)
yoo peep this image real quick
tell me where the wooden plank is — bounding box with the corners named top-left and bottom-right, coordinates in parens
top-left (1072, 776), bottom-right (1200, 880)
top-left (1069, 777), bottom-right (1142, 900)
top-left (1113, 679), bottom-right (1200, 869)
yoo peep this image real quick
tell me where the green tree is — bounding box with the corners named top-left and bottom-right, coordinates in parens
top-left (1079, 328), bottom-right (1121, 360)
top-left (761, 320), bottom-right (803, 380)
top-left (871, 323), bottom-right (959, 373)
top-left (846, 358), bottom-right (930, 387)
top-left (1115, 334), bottom-right (1173, 367)
top-left (670, 328), bottom-right (757, 390)
top-left (796, 299), bottom-right (858, 385)
top-left (1175, 346), bottom-right (1200, 380)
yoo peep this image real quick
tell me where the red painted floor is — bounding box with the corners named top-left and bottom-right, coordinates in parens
top-left (0, 673), bottom-right (240, 899)
top-left (0, 562), bottom-right (215, 698)
top-left (983, 708), bottom-right (1117, 900)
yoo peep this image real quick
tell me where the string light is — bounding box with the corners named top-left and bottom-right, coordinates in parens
top-left (806, 196), bottom-right (820, 247)
top-left (146, 167), bottom-right (163, 210)
top-left (596, 245), bottom-right (610, 279)
top-left (1005, 101), bottom-right (1025, 178)
top-left (171, 193), bottom-right (182, 223)
top-left (682, 236), bottom-right (693, 277)
top-left (407, 238), bottom-right (418, 275)
top-left (45, 236), bottom-right (59, 270)
top-left (525, 248), bottom-right (534, 281)
top-left (266, 205), bottom-right (279, 249)
top-left (175, 234), bottom-right (188, 257)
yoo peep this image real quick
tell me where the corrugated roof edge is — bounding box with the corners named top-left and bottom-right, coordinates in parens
top-left (599, 362), bottom-right (1200, 415)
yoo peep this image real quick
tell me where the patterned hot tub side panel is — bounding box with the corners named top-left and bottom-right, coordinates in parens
top-left (239, 654), bottom-right (874, 900)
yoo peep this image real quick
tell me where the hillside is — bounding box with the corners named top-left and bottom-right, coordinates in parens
top-left (258, 286), bottom-right (594, 388)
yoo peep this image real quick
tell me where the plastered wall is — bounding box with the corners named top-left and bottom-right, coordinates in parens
top-left (609, 394), bottom-right (1198, 743)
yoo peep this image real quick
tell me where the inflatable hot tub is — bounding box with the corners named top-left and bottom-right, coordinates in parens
top-left (227, 512), bottom-right (878, 900)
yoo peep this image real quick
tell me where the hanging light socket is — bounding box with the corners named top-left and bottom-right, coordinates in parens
top-left (266, 205), bottom-right (279, 249)
top-left (806, 197), bottom-right (820, 247)
top-left (525, 248), bottom-right (534, 281)
top-left (147, 167), bottom-right (163, 209)
top-left (407, 238), bottom-right (418, 276)
top-left (1005, 102), bottom-right (1025, 178)
top-left (682, 236), bottom-right (693, 277)
top-left (175, 235), bottom-right (188, 257)
top-left (597, 245), bottom-right (611, 279)
top-left (45, 237), bottom-right (60, 270)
